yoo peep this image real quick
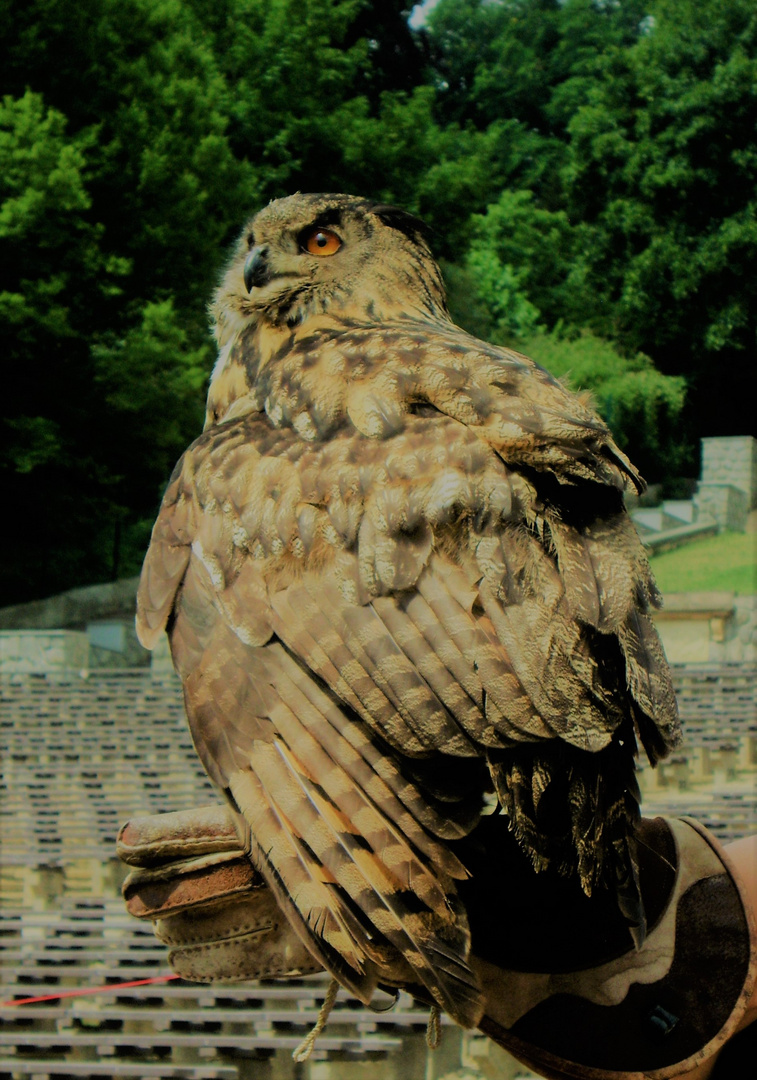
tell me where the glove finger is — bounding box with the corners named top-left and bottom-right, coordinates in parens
top-left (117, 804), bottom-right (240, 866)
top-left (158, 890), bottom-right (324, 982)
top-left (124, 852), bottom-right (259, 920)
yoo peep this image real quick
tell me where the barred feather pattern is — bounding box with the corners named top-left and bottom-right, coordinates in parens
top-left (136, 194), bottom-right (680, 1027)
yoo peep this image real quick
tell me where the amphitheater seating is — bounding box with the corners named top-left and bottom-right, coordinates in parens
top-left (0, 1066), bottom-right (238, 1079)
top-left (0, 897), bottom-right (428, 1078)
top-left (634, 663), bottom-right (756, 837)
top-left (667, 664), bottom-right (757, 755)
top-left (0, 672), bottom-right (427, 1076)
top-left (0, 663), bottom-right (753, 1079)
top-left (0, 673), bottom-right (213, 866)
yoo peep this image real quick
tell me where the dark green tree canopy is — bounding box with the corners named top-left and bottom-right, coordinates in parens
top-left (1, 0), bottom-right (753, 603)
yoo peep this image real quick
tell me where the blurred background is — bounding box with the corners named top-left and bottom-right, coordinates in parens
top-left (0, 2), bottom-right (755, 1078)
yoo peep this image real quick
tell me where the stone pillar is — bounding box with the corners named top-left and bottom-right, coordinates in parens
top-left (694, 482), bottom-right (748, 532)
top-left (699, 435), bottom-right (757, 510)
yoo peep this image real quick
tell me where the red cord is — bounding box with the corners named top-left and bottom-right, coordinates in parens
top-left (1, 974), bottom-right (180, 1006)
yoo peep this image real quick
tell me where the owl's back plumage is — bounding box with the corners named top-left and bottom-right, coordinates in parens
top-left (137, 194), bottom-right (679, 1026)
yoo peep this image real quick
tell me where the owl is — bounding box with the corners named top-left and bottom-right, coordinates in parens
top-left (136, 193), bottom-right (679, 1028)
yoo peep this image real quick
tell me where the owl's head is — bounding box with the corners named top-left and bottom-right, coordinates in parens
top-left (211, 193), bottom-right (449, 347)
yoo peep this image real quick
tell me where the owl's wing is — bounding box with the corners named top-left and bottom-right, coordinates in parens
top-left (248, 317), bottom-right (680, 758)
top-left (252, 318), bottom-right (645, 491)
top-left (243, 318), bottom-right (679, 772)
top-left (137, 418), bottom-right (485, 1025)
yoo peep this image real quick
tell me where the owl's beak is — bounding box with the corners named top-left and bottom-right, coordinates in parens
top-left (243, 246), bottom-right (271, 292)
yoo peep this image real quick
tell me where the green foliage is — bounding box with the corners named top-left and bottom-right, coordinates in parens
top-left (521, 330), bottom-right (688, 483)
top-left (427, 0), bottom-right (562, 127)
top-left (0, 0), bottom-right (753, 602)
top-left (562, 0), bottom-right (757, 434)
top-left (2, 0), bottom-right (254, 313)
top-left (185, 0), bottom-right (429, 205)
top-left (649, 532), bottom-right (757, 595)
top-left (463, 249), bottom-right (542, 342)
top-left (0, 1), bottom-right (252, 602)
top-left (464, 189), bottom-right (576, 329)
top-left (3, 416), bottom-right (61, 474)
top-left (91, 299), bottom-right (209, 578)
top-left (0, 90), bottom-right (104, 348)
top-left (92, 299), bottom-right (208, 478)
top-left (333, 89), bottom-right (519, 253)
top-left (0, 90), bottom-right (111, 598)
top-left (0, 92), bottom-right (89, 231)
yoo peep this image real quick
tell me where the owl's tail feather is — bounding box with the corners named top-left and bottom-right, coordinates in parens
top-left (228, 757), bottom-right (483, 1028)
top-left (487, 732), bottom-right (646, 944)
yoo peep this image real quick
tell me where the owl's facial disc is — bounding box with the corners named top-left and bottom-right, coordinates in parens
top-left (244, 222), bottom-right (345, 294)
top-left (239, 221), bottom-right (350, 327)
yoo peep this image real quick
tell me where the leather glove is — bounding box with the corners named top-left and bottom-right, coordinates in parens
top-left (117, 804), bottom-right (322, 982)
top-left (118, 806), bottom-right (755, 1079)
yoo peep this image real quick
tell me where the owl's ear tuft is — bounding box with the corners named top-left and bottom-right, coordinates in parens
top-left (372, 204), bottom-right (433, 243)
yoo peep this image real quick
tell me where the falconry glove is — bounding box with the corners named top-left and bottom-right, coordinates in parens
top-left (118, 806), bottom-right (756, 1079)
top-left (117, 805), bottom-right (321, 983)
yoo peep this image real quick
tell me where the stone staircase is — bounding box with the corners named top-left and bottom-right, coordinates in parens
top-left (629, 497), bottom-right (717, 552)
top-left (628, 435), bottom-right (756, 552)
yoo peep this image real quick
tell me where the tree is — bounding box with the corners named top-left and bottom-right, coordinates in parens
top-left (426, 0), bottom-right (756, 442)
top-left (91, 300), bottom-right (209, 577)
top-left (0, 1), bottom-right (251, 602)
top-left (463, 188), bottom-right (577, 328)
top-left (563, 0), bottom-right (757, 437)
top-left (0, 90), bottom-right (120, 600)
top-left (1, 0), bottom-right (752, 602)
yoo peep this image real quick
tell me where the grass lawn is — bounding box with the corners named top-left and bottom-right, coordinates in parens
top-left (649, 531), bottom-right (756, 595)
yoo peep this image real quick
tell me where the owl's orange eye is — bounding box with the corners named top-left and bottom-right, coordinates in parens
top-left (302, 228), bottom-right (342, 256)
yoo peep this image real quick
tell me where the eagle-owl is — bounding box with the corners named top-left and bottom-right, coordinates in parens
top-left (137, 193), bottom-right (679, 1027)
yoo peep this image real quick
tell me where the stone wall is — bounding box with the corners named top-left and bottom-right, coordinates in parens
top-left (0, 576), bottom-right (150, 669)
top-left (694, 482), bottom-right (749, 532)
top-left (653, 592), bottom-right (757, 664)
top-left (0, 630), bottom-right (89, 672)
top-left (0, 576), bottom-right (140, 630)
top-left (700, 435), bottom-right (757, 509)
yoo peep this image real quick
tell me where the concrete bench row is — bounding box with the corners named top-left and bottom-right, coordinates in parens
top-left (0, 672), bottom-right (207, 869)
top-left (1, 899), bottom-right (427, 1076)
top-left (0, 1061), bottom-right (238, 1079)
top-left (2, 667), bottom-right (754, 863)
top-left (0, 1032), bottom-right (403, 1054)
